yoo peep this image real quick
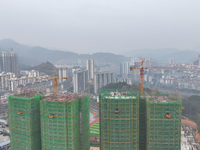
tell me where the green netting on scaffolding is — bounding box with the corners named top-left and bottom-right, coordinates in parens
top-left (146, 94), bottom-right (182, 150)
top-left (40, 96), bottom-right (90, 150)
top-left (139, 97), bottom-right (146, 150)
top-left (99, 89), bottom-right (139, 150)
top-left (79, 96), bottom-right (90, 150)
top-left (8, 94), bottom-right (43, 150)
top-left (10, 131), bottom-right (41, 150)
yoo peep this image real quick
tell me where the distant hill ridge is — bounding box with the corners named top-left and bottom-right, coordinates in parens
top-left (29, 61), bottom-right (56, 75)
top-left (0, 39), bottom-right (128, 66)
top-left (0, 39), bottom-right (199, 66)
top-left (122, 48), bottom-right (199, 63)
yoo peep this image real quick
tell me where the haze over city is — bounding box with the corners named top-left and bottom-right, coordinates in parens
top-left (0, 0), bottom-right (200, 54)
top-left (1, 1), bottom-right (200, 150)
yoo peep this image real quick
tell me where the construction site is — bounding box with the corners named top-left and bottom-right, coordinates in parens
top-left (7, 91), bottom-right (90, 150)
top-left (4, 88), bottom-right (200, 150)
top-left (4, 65), bottom-right (200, 150)
top-left (98, 90), bottom-right (182, 150)
top-left (99, 89), bottom-right (140, 150)
top-left (8, 92), bottom-right (43, 150)
top-left (144, 95), bottom-right (182, 150)
top-left (40, 94), bottom-right (90, 150)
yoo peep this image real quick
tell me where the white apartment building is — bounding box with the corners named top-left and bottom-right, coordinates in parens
top-left (86, 59), bottom-right (94, 80)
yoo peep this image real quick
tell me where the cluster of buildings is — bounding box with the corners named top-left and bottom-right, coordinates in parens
top-left (119, 56), bottom-right (200, 94)
top-left (0, 70), bottom-right (51, 93)
top-left (0, 51), bottom-right (68, 95)
top-left (72, 58), bottom-right (135, 94)
top-left (72, 59), bottom-right (116, 94)
top-left (144, 67), bottom-right (200, 93)
top-left (8, 92), bottom-right (90, 150)
top-left (7, 89), bottom-right (183, 150)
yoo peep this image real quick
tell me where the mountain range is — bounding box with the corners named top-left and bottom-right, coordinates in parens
top-left (0, 39), bottom-right (128, 67)
top-left (0, 39), bottom-right (199, 67)
top-left (122, 48), bottom-right (199, 63)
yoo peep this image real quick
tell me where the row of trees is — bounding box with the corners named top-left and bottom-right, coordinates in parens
top-left (182, 95), bottom-right (200, 129)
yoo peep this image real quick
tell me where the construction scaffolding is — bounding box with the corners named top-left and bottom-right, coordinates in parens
top-left (79, 96), bottom-right (90, 150)
top-left (40, 94), bottom-right (90, 150)
top-left (99, 89), bottom-right (139, 150)
top-left (139, 97), bottom-right (146, 150)
top-left (8, 93), bottom-right (43, 150)
top-left (145, 94), bottom-right (182, 150)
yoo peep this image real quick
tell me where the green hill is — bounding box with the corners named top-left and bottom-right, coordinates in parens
top-left (29, 61), bottom-right (56, 75)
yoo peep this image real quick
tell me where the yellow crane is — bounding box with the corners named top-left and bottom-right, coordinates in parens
top-left (52, 72), bottom-right (68, 94)
top-left (130, 60), bottom-right (199, 95)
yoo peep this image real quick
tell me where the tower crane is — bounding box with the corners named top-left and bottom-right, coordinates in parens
top-left (52, 72), bottom-right (68, 94)
top-left (130, 60), bottom-right (199, 95)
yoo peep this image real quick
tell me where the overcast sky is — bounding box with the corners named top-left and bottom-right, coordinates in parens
top-left (0, 0), bottom-right (200, 54)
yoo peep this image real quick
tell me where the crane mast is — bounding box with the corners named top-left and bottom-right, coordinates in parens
top-left (130, 60), bottom-right (199, 95)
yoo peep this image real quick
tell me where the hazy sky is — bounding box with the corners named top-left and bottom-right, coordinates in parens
top-left (0, 0), bottom-right (200, 54)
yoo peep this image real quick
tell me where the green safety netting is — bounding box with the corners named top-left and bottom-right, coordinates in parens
top-left (10, 131), bottom-right (41, 150)
top-left (8, 94), bottom-right (43, 150)
top-left (139, 97), bottom-right (146, 150)
top-left (40, 96), bottom-right (90, 150)
top-left (146, 94), bottom-right (182, 150)
top-left (99, 89), bottom-right (139, 150)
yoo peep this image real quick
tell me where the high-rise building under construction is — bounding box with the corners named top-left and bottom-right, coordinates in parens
top-left (8, 92), bottom-right (43, 150)
top-left (40, 94), bottom-right (90, 150)
top-left (99, 89), bottom-right (139, 150)
top-left (144, 94), bottom-right (182, 150)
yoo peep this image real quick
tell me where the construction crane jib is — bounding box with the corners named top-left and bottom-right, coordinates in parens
top-left (130, 60), bottom-right (199, 95)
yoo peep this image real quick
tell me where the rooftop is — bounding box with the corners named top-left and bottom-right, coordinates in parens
top-left (13, 91), bottom-right (40, 98)
top-left (110, 91), bottom-right (127, 96)
top-left (42, 94), bottom-right (86, 102)
top-left (143, 94), bottom-right (180, 102)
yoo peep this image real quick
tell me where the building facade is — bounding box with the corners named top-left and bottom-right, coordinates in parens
top-left (115, 77), bottom-right (132, 85)
top-left (0, 72), bottom-right (15, 91)
top-left (58, 67), bottom-right (67, 83)
top-left (73, 70), bottom-right (88, 93)
top-left (8, 93), bottom-right (43, 150)
top-left (120, 62), bottom-right (130, 75)
top-left (0, 51), bottom-right (18, 75)
top-left (86, 59), bottom-right (94, 80)
top-left (94, 72), bottom-right (114, 93)
top-left (99, 89), bottom-right (139, 150)
top-left (144, 94), bottom-right (182, 150)
top-left (40, 94), bottom-right (90, 150)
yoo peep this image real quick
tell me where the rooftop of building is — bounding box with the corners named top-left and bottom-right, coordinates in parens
top-left (13, 90), bottom-right (41, 98)
top-left (42, 94), bottom-right (86, 102)
top-left (143, 94), bottom-right (181, 102)
top-left (110, 91), bottom-right (128, 96)
top-left (100, 89), bottom-right (138, 97)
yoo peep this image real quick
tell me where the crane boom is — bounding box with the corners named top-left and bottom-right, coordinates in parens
top-left (130, 60), bottom-right (199, 95)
